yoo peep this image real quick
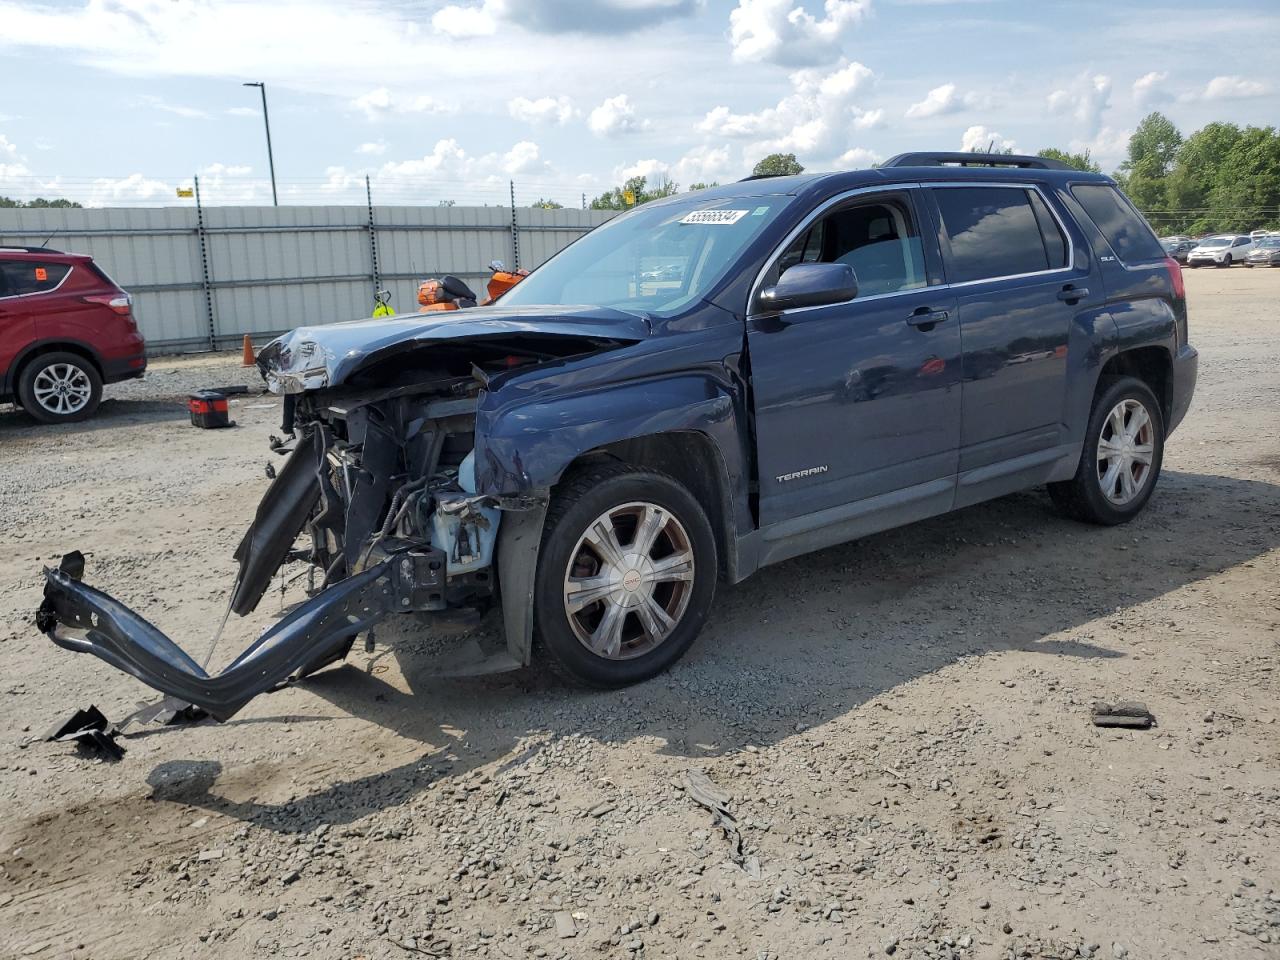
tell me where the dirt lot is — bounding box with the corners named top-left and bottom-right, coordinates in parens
top-left (1, 267), bottom-right (1277, 960)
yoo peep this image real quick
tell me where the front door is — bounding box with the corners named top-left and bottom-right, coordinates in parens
top-left (747, 188), bottom-right (962, 553)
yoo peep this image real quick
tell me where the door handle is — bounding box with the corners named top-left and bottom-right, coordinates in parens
top-left (906, 307), bottom-right (949, 328)
top-left (1057, 285), bottom-right (1089, 302)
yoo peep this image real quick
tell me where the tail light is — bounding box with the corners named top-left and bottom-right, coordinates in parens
top-left (1163, 256), bottom-right (1185, 300)
top-left (83, 293), bottom-right (133, 315)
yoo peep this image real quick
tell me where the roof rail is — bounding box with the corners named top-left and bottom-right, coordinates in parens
top-left (882, 152), bottom-right (1071, 171)
top-left (0, 245), bottom-right (64, 254)
top-left (738, 172), bottom-right (789, 181)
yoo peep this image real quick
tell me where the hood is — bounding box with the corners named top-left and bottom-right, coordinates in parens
top-left (256, 304), bottom-right (651, 393)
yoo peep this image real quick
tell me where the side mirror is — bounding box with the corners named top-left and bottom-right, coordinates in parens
top-left (760, 262), bottom-right (858, 311)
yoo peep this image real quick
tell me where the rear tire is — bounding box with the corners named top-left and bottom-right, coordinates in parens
top-left (17, 352), bottom-right (103, 424)
top-left (1048, 376), bottom-right (1164, 526)
top-left (533, 462), bottom-right (717, 687)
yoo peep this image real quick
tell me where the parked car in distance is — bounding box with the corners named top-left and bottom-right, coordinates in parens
top-left (0, 247), bottom-right (146, 422)
top-left (1186, 234), bottom-right (1253, 268)
top-left (40, 151), bottom-right (1198, 717)
top-left (1244, 235), bottom-right (1280, 267)
top-left (1162, 238), bottom-right (1196, 264)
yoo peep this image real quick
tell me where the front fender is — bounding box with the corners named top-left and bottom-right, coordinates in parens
top-left (474, 373), bottom-right (746, 496)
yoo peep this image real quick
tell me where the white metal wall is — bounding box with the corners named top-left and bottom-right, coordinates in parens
top-left (0, 205), bottom-right (614, 353)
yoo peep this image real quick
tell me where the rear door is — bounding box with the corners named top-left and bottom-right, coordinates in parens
top-left (0, 259), bottom-right (46, 389)
top-left (925, 183), bottom-right (1098, 506)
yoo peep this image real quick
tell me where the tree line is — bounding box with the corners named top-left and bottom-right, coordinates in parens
top-left (1113, 113), bottom-right (1280, 234)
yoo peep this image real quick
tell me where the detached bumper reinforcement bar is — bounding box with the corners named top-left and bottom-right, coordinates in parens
top-left (37, 548), bottom-right (441, 722)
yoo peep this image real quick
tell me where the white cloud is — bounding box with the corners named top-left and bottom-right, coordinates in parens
top-left (202, 162), bottom-right (252, 177)
top-left (904, 83), bottom-right (979, 120)
top-left (588, 94), bottom-right (646, 137)
top-left (507, 95), bottom-right (577, 126)
top-left (1132, 71), bottom-right (1169, 106)
top-left (1066, 126), bottom-right (1130, 170)
top-left (432, 0), bottom-right (499, 37)
top-left (673, 145), bottom-right (734, 185)
top-left (141, 95), bottom-right (210, 119)
top-left (699, 60), bottom-right (875, 161)
top-left (226, 106), bottom-right (260, 118)
top-left (729, 0), bottom-right (872, 67)
top-left (1046, 73), bottom-right (1111, 137)
top-left (852, 107), bottom-right (884, 130)
top-left (0, 134), bottom-right (17, 159)
top-left (351, 87), bottom-right (454, 120)
top-left (612, 145), bottom-right (735, 189)
top-left (374, 137), bottom-right (551, 186)
top-left (837, 146), bottom-right (880, 167)
top-left (502, 140), bottom-right (550, 176)
top-left (960, 125), bottom-right (1019, 154)
top-left (433, 0), bottom-right (699, 36)
top-left (356, 141), bottom-right (388, 156)
top-left (1195, 75), bottom-right (1269, 101)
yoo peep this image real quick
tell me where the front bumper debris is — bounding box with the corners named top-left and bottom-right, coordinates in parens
top-left (37, 546), bottom-right (446, 722)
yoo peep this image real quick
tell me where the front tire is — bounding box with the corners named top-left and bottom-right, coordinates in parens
top-left (1048, 376), bottom-right (1165, 525)
top-left (1217, 255), bottom-right (1231, 268)
top-left (17, 352), bottom-right (103, 424)
top-left (533, 462), bottom-right (717, 687)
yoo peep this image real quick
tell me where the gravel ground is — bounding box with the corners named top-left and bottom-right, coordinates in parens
top-left (1, 268), bottom-right (1278, 960)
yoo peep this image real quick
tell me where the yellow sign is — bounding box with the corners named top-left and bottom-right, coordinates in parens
top-left (176, 187), bottom-right (194, 198)
top-left (623, 190), bottom-right (636, 206)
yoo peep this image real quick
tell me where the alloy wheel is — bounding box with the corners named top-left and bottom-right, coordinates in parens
top-left (32, 363), bottom-right (93, 417)
top-left (562, 501), bottom-right (695, 660)
top-left (1096, 398), bottom-right (1155, 506)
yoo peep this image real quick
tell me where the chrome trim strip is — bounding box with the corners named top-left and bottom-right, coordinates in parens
top-left (0, 264), bottom-right (76, 301)
top-left (747, 181), bottom-right (1081, 317)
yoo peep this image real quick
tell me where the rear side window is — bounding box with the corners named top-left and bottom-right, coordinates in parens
top-left (0, 260), bottom-right (71, 297)
top-left (932, 187), bottom-right (1061, 283)
top-left (1070, 184), bottom-right (1165, 263)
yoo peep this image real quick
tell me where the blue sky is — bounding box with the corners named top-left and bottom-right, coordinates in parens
top-left (1, 0), bottom-right (1277, 207)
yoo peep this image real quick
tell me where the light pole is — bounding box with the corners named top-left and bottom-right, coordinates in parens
top-left (242, 81), bottom-right (278, 206)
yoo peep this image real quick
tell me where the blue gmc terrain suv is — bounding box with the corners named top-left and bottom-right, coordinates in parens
top-left (40, 151), bottom-right (1198, 719)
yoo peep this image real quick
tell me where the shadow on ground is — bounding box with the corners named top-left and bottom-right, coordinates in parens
top-left (0, 398), bottom-right (189, 435)
top-left (83, 469), bottom-right (1280, 832)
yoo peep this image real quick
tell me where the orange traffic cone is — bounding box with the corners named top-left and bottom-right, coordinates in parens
top-left (241, 334), bottom-right (255, 367)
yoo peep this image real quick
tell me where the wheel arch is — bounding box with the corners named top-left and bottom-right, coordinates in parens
top-left (475, 373), bottom-right (753, 577)
top-left (7, 339), bottom-right (106, 395)
top-left (1097, 345), bottom-right (1172, 427)
top-left (566, 429), bottom-right (738, 583)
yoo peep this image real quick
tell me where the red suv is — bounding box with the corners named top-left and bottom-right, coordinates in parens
top-left (0, 247), bottom-right (146, 422)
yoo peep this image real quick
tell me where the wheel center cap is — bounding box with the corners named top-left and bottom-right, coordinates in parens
top-left (622, 569), bottom-right (643, 592)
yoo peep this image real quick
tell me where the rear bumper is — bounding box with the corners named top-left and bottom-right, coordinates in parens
top-left (1168, 343), bottom-right (1197, 435)
top-left (101, 351), bottom-right (147, 384)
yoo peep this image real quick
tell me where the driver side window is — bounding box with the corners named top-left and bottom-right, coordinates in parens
top-left (772, 195), bottom-right (928, 298)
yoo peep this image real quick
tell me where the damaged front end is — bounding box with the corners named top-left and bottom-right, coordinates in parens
top-left (37, 309), bottom-right (645, 722)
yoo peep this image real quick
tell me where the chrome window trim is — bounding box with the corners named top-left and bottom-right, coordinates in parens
top-left (0, 263), bottom-right (75, 301)
top-left (747, 183), bottom-right (927, 317)
top-left (926, 181), bottom-right (1076, 287)
top-left (748, 181), bottom-right (1080, 318)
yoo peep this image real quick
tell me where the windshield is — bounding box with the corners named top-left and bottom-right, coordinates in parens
top-left (1257, 237), bottom-right (1280, 248)
top-left (1198, 237), bottom-right (1230, 247)
top-left (500, 195), bottom-right (790, 315)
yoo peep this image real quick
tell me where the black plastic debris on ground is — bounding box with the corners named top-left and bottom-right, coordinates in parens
top-left (44, 697), bottom-right (211, 762)
top-left (1092, 700), bottom-right (1157, 729)
top-left (44, 704), bottom-right (125, 761)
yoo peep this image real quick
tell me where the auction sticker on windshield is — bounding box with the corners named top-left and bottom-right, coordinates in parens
top-left (680, 209), bottom-right (749, 225)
